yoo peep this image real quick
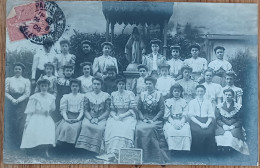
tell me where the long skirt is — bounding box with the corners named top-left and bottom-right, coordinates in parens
top-left (56, 112), bottom-right (82, 144)
top-left (20, 114), bottom-right (56, 148)
top-left (4, 93), bottom-right (27, 149)
top-left (215, 131), bottom-right (249, 155)
top-left (76, 118), bottom-right (106, 154)
top-left (163, 121), bottom-right (191, 151)
top-left (190, 117), bottom-right (216, 154)
top-left (135, 120), bottom-right (168, 163)
top-left (104, 115), bottom-right (137, 155)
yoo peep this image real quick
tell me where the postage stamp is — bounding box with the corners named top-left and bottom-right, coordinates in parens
top-left (6, 1), bottom-right (66, 44)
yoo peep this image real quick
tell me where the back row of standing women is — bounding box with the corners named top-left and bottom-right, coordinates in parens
top-left (5, 36), bottom-right (249, 163)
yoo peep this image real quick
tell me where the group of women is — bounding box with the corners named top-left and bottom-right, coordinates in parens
top-left (4, 34), bottom-right (249, 164)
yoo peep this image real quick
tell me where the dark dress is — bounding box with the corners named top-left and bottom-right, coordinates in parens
top-left (76, 91), bottom-right (110, 154)
top-left (215, 101), bottom-right (249, 155)
top-left (135, 91), bottom-right (168, 163)
top-left (54, 77), bottom-right (72, 122)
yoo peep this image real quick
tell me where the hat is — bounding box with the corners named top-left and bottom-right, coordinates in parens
top-left (180, 65), bottom-right (193, 73)
top-left (115, 75), bottom-right (126, 84)
top-left (144, 75), bottom-right (157, 85)
top-left (69, 79), bottom-right (82, 87)
top-left (137, 64), bottom-right (148, 71)
top-left (81, 40), bottom-right (92, 46)
top-left (63, 64), bottom-right (74, 70)
top-left (170, 45), bottom-right (181, 51)
top-left (214, 46), bottom-right (225, 53)
top-left (92, 76), bottom-right (104, 85)
top-left (37, 78), bottom-right (50, 86)
top-left (189, 43), bottom-right (201, 51)
top-left (106, 66), bottom-right (117, 72)
top-left (158, 63), bottom-right (170, 70)
top-left (80, 62), bottom-right (92, 67)
top-left (150, 38), bottom-right (162, 45)
top-left (44, 62), bottom-right (55, 69)
top-left (13, 62), bottom-right (25, 70)
top-left (101, 42), bottom-right (113, 49)
top-left (60, 39), bottom-right (70, 46)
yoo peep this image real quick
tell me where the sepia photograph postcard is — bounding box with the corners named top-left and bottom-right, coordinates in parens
top-left (3, 0), bottom-right (258, 165)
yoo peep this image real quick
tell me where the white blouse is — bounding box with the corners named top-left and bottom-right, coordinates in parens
top-left (60, 93), bottom-right (84, 114)
top-left (208, 59), bottom-right (232, 72)
top-left (188, 98), bottom-right (215, 118)
top-left (5, 76), bottom-right (31, 102)
top-left (183, 57), bottom-right (207, 73)
top-left (156, 76), bottom-right (176, 96)
top-left (93, 55), bottom-right (118, 75)
top-left (202, 82), bottom-right (222, 102)
top-left (167, 59), bottom-right (183, 76)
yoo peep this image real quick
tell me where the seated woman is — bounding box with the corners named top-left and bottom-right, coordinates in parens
top-left (76, 77), bottom-right (110, 155)
top-left (98, 76), bottom-right (137, 161)
top-left (188, 85), bottom-right (216, 154)
top-left (215, 89), bottom-right (249, 155)
top-left (208, 46), bottom-right (232, 86)
top-left (5, 62), bottom-right (30, 148)
top-left (20, 79), bottom-right (56, 157)
top-left (77, 62), bottom-right (93, 93)
top-left (177, 65), bottom-right (198, 103)
top-left (56, 79), bottom-right (84, 145)
top-left (135, 76), bottom-right (167, 163)
top-left (163, 83), bottom-right (191, 152)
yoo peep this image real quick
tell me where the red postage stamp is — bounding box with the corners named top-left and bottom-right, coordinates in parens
top-left (6, 1), bottom-right (65, 45)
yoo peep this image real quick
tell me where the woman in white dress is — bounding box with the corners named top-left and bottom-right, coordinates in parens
top-left (20, 79), bottom-right (56, 157)
top-left (77, 62), bottom-right (93, 93)
top-left (163, 83), bottom-right (191, 152)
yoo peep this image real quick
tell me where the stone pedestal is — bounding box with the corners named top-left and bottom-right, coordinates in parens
top-left (123, 71), bottom-right (140, 91)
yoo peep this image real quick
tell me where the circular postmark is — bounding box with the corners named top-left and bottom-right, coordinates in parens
top-left (19, 1), bottom-right (66, 45)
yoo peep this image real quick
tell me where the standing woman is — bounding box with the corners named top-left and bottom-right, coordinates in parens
top-left (56, 79), bottom-right (84, 145)
top-left (183, 43), bottom-right (207, 82)
top-left (99, 76), bottom-right (137, 161)
top-left (76, 77), bottom-right (110, 155)
top-left (31, 37), bottom-right (56, 84)
top-left (188, 85), bottom-right (216, 154)
top-left (20, 79), bottom-right (56, 157)
top-left (77, 62), bottom-right (93, 93)
top-left (5, 62), bottom-right (31, 148)
top-left (135, 76), bottom-right (167, 163)
top-left (93, 42), bottom-right (118, 77)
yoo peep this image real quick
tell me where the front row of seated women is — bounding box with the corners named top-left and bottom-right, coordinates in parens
top-left (20, 75), bottom-right (249, 163)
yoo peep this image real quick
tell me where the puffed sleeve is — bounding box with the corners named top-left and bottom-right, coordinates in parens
top-left (92, 57), bottom-right (99, 75)
top-left (203, 58), bottom-right (208, 70)
top-left (164, 99), bottom-right (171, 119)
top-left (207, 101), bottom-right (215, 118)
top-left (152, 93), bottom-right (165, 121)
top-left (31, 53), bottom-right (39, 79)
top-left (5, 78), bottom-right (13, 101)
top-left (17, 79), bottom-right (31, 102)
top-left (216, 84), bottom-right (223, 98)
top-left (236, 88), bottom-right (243, 104)
top-left (24, 95), bottom-right (37, 114)
top-left (60, 95), bottom-right (68, 115)
top-left (113, 57), bottom-right (119, 74)
top-left (128, 91), bottom-right (137, 109)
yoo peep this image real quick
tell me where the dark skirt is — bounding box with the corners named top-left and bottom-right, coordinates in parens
top-left (190, 117), bottom-right (216, 154)
top-left (4, 93), bottom-right (27, 149)
top-left (56, 112), bottom-right (82, 144)
top-left (135, 120), bottom-right (168, 163)
top-left (76, 118), bottom-right (106, 154)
